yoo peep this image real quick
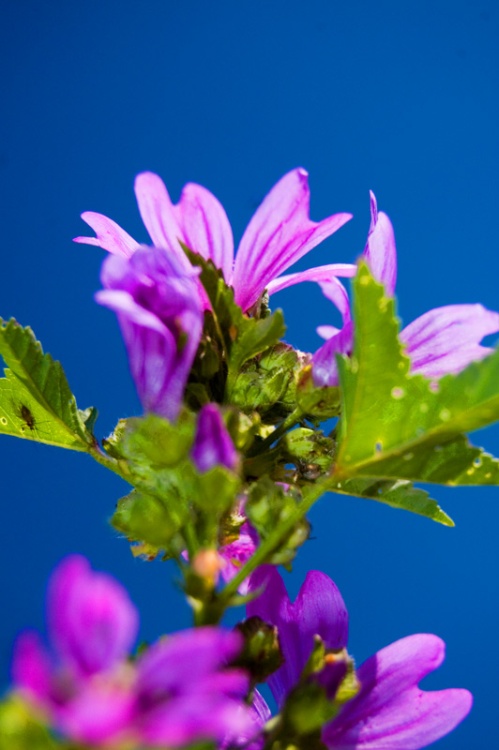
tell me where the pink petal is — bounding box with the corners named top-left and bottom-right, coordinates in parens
top-left (48, 556), bottom-right (138, 678)
top-left (266, 263), bottom-right (356, 296)
top-left (248, 567), bottom-right (348, 707)
top-left (401, 304), bottom-right (499, 378)
top-left (74, 212), bottom-right (140, 258)
top-left (363, 192), bottom-right (397, 297)
top-left (318, 279), bottom-right (352, 324)
top-left (56, 680), bottom-right (136, 745)
top-left (12, 631), bottom-right (53, 702)
top-left (134, 172), bottom-right (192, 270)
top-left (232, 168), bottom-right (352, 311)
top-left (323, 634), bottom-right (472, 750)
top-left (178, 183), bottom-right (234, 282)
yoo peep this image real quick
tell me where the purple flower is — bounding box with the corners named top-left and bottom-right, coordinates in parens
top-left (12, 555), bottom-right (139, 745)
top-left (96, 245), bottom-right (204, 420)
top-left (12, 555), bottom-right (255, 748)
top-left (246, 566), bottom-right (472, 749)
top-left (191, 403), bottom-right (238, 473)
top-left (313, 192), bottom-right (499, 385)
top-left (135, 628), bottom-right (253, 747)
top-left (75, 169), bottom-right (356, 313)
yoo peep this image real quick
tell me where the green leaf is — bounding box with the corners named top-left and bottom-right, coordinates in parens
top-left (0, 319), bottom-right (96, 452)
top-left (335, 265), bottom-right (499, 489)
top-left (329, 476), bottom-right (454, 526)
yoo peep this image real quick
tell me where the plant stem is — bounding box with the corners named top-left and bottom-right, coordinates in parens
top-left (219, 480), bottom-right (326, 604)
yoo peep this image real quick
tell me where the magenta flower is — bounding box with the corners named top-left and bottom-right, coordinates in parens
top-left (191, 403), bottom-right (238, 473)
top-left (134, 628), bottom-right (253, 747)
top-left (12, 555), bottom-right (139, 745)
top-left (96, 245), bottom-right (204, 420)
top-left (313, 193), bottom-right (499, 385)
top-left (247, 566), bottom-right (472, 749)
top-left (12, 555), bottom-right (255, 748)
top-left (75, 169), bottom-right (355, 313)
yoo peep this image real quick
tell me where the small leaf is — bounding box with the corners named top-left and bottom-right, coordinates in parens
top-left (328, 476), bottom-right (454, 526)
top-left (0, 318), bottom-right (96, 452)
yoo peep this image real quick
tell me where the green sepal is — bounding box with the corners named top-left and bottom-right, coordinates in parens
top-left (182, 251), bottom-right (287, 399)
top-left (229, 345), bottom-right (299, 421)
top-left (0, 318), bottom-right (96, 451)
top-left (296, 365), bottom-right (341, 421)
top-left (107, 413), bottom-right (242, 558)
top-left (246, 477), bottom-right (310, 566)
top-left (104, 412), bottom-right (195, 469)
top-left (282, 428), bottom-right (335, 477)
top-left (112, 489), bottom-right (187, 555)
top-left (334, 264), bottom-right (499, 492)
top-left (233, 616), bottom-right (284, 684)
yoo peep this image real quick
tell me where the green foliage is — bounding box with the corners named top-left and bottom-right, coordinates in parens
top-left (229, 345), bottom-right (299, 421)
top-left (0, 319), bottom-right (96, 452)
top-left (182, 251), bottom-right (286, 402)
top-left (246, 477), bottom-right (310, 566)
top-left (330, 264), bottom-right (499, 522)
top-left (107, 413), bottom-right (241, 559)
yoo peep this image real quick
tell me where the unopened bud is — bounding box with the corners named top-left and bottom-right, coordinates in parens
top-left (192, 548), bottom-right (223, 587)
top-left (234, 616), bottom-right (284, 683)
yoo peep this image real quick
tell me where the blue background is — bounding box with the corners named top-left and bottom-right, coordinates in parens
top-left (1, 1), bottom-right (498, 747)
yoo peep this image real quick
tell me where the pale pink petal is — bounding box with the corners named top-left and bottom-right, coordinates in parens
top-left (266, 263), bottom-right (356, 296)
top-left (134, 172), bottom-right (191, 270)
top-left (179, 183), bottom-right (234, 281)
top-left (364, 192), bottom-right (397, 297)
top-left (233, 168), bottom-right (352, 311)
top-left (74, 212), bottom-right (140, 258)
top-left (317, 324), bottom-right (340, 340)
top-left (323, 634), bottom-right (472, 749)
top-left (401, 304), bottom-right (499, 378)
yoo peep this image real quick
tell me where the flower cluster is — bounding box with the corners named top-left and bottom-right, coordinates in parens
top-left (13, 556), bottom-right (254, 747)
top-left (3, 166), bottom-right (496, 749)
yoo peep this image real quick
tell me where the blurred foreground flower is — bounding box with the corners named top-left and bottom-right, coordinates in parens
top-left (313, 193), bottom-right (499, 385)
top-left (76, 168), bottom-right (356, 312)
top-left (247, 566), bottom-right (472, 749)
top-left (12, 555), bottom-right (253, 748)
top-left (96, 245), bottom-right (204, 419)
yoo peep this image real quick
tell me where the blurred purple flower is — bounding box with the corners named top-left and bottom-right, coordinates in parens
top-left (313, 192), bottom-right (499, 385)
top-left (75, 169), bottom-right (355, 313)
top-left (192, 403), bottom-right (238, 473)
top-left (12, 555), bottom-right (138, 745)
top-left (135, 628), bottom-right (253, 747)
top-left (12, 556), bottom-right (255, 748)
top-left (96, 245), bottom-right (203, 420)
top-left (247, 566), bottom-right (472, 749)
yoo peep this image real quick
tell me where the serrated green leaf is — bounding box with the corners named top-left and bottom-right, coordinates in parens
top-left (329, 476), bottom-right (454, 526)
top-left (335, 265), bottom-right (499, 488)
top-left (0, 319), bottom-right (96, 452)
